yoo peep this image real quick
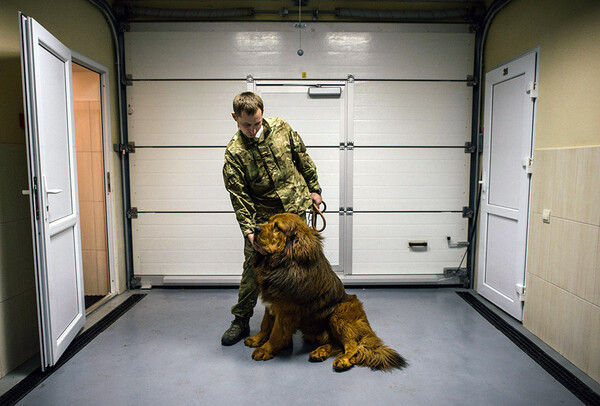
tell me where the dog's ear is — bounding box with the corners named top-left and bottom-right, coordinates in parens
top-left (290, 228), bottom-right (319, 264)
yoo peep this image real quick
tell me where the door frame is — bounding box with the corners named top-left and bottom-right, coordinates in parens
top-left (477, 48), bottom-right (539, 320)
top-left (71, 51), bottom-right (118, 299)
top-left (251, 79), bottom-right (348, 274)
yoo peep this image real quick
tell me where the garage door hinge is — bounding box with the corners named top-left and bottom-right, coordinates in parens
top-left (467, 75), bottom-right (477, 87)
top-left (114, 142), bottom-right (136, 156)
top-left (127, 207), bottom-right (138, 219)
top-left (126, 74), bottom-right (133, 86)
top-left (464, 141), bottom-right (477, 154)
top-left (462, 206), bottom-right (474, 218)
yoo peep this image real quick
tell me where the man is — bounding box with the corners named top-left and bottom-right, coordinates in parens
top-left (221, 91), bottom-right (323, 345)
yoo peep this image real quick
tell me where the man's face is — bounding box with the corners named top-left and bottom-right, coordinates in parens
top-left (232, 109), bottom-right (263, 138)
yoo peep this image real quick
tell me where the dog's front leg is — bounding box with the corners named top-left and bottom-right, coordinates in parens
top-left (252, 310), bottom-right (299, 361)
top-left (244, 306), bottom-right (274, 348)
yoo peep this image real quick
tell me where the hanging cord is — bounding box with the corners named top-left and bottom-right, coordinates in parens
top-left (310, 201), bottom-right (327, 232)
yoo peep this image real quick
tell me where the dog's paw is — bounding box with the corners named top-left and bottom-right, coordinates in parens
top-left (333, 357), bottom-right (354, 372)
top-left (308, 348), bottom-right (329, 362)
top-left (244, 335), bottom-right (266, 348)
top-left (252, 347), bottom-right (274, 361)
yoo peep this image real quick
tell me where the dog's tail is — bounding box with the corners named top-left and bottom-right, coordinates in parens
top-left (353, 335), bottom-right (408, 372)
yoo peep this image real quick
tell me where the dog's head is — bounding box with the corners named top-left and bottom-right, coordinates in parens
top-left (254, 213), bottom-right (322, 264)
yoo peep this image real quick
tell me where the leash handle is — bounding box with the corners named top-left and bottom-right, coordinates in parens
top-left (311, 201), bottom-right (327, 232)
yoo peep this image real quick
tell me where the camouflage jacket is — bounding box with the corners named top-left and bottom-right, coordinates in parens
top-left (223, 117), bottom-right (321, 237)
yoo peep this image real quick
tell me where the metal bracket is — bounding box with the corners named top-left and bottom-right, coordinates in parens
top-left (127, 207), bottom-right (138, 219)
top-left (339, 142), bottom-right (345, 150)
top-left (444, 267), bottom-right (468, 285)
top-left (464, 141), bottom-right (477, 154)
top-left (467, 75), bottom-right (477, 87)
top-left (447, 236), bottom-right (469, 249)
top-left (527, 81), bottom-right (538, 100)
top-left (125, 74), bottom-right (133, 86)
top-left (347, 74), bottom-right (355, 83)
top-left (114, 142), bottom-right (135, 156)
top-left (462, 206), bottom-right (474, 219)
top-left (246, 74), bottom-right (254, 83)
top-left (522, 157), bottom-right (533, 174)
top-left (130, 276), bottom-right (142, 289)
top-left (346, 207), bottom-right (353, 216)
top-left (516, 283), bottom-right (526, 301)
top-left (347, 141), bottom-right (354, 150)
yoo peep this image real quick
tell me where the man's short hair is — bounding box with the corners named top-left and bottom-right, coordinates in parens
top-left (233, 92), bottom-right (264, 116)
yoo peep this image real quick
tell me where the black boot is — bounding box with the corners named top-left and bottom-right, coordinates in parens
top-left (221, 316), bottom-right (250, 346)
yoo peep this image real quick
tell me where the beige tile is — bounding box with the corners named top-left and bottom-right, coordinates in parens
top-left (595, 237), bottom-right (600, 307)
top-left (526, 212), bottom-right (551, 280)
top-left (548, 218), bottom-right (598, 301)
top-left (523, 273), bottom-right (545, 339)
top-left (76, 151), bottom-right (94, 203)
top-left (557, 291), bottom-right (593, 374)
top-left (574, 147), bottom-right (600, 226)
top-left (552, 148), bottom-right (578, 221)
top-left (91, 152), bottom-right (106, 203)
top-left (96, 249), bottom-right (110, 295)
top-left (74, 101), bottom-right (91, 153)
top-left (94, 202), bottom-right (108, 251)
top-left (82, 249), bottom-right (98, 295)
top-left (587, 305), bottom-right (600, 383)
top-left (531, 149), bottom-right (555, 215)
top-left (90, 101), bottom-right (103, 153)
top-left (79, 201), bottom-right (96, 251)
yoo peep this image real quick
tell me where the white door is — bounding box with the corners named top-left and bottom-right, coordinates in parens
top-left (254, 82), bottom-right (345, 271)
top-left (477, 51), bottom-right (538, 320)
top-left (20, 14), bottom-right (85, 368)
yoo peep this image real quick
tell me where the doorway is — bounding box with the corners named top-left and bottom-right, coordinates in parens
top-left (72, 63), bottom-right (113, 312)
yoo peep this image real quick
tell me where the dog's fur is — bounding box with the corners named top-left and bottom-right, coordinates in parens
top-left (245, 213), bottom-right (407, 372)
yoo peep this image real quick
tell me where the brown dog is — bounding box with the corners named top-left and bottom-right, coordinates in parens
top-left (245, 213), bottom-right (407, 372)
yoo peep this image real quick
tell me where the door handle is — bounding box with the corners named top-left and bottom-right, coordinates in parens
top-left (46, 188), bottom-right (63, 195)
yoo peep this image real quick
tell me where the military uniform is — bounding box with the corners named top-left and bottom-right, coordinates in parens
top-left (223, 117), bottom-right (321, 319)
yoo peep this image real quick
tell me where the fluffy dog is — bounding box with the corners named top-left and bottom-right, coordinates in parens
top-left (245, 213), bottom-right (407, 372)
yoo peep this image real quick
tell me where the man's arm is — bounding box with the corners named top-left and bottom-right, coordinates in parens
top-left (223, 152), bottom-right (256, 237)
top-left (288, 125), bottom-right (322, 200)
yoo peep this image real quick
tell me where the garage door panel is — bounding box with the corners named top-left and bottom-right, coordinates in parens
top-left (257, 85), bottom-right (343, 147)
top-left (133, 213), bottom-right (244, 276)
top-left (131, 148), bottom-right (229, 211)
top-left (352, 213), bottom-right (467, 275)
top-left (354, 82), bottom-right (471, 147)
top-left (128, 81), bottom-right (246, 146)
top-left (126, 23), bottom-right (473, 80)
top-left (353, 148), bottom-right (468, 211)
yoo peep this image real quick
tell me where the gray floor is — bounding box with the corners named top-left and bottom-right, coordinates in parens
top-left (11, 288), bottom-right (590, 405)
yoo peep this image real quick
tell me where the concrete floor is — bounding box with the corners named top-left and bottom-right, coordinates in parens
top-left (8, 288), bottom-right (591, 405)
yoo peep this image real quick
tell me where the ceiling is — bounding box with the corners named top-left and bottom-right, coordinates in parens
top-left (111, 0), bottom-right (492, 24)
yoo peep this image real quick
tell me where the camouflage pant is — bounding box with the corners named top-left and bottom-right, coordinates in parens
top-left (230, 210), bottom-right (307, 319)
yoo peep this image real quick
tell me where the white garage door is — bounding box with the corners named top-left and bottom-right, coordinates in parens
top-left (125, 22), bottom-right (474, 285)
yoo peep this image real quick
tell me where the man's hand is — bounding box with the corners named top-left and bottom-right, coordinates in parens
top-left (247, 233), bottom-right (267, 255)
top-left (311, 192), bottom-right (323, 207)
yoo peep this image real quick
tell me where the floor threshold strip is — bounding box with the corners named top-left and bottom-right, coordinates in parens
top-left (0, 293), bottom-right (146, 406)
top-left (457, 291), bottom-right (600, 406)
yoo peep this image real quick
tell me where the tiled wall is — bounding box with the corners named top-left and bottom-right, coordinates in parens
top-left (74, 100), bottom-right (109, 297)
top-left (524, 146), bottom-right (600, 383)
top-left (0, 144), bottom-right (39, 377)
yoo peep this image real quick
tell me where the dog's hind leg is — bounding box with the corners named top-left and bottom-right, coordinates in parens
top-left (305, 331), bottom-right (342, 362)
top-left (244, 306), bottom-right (274, 348)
